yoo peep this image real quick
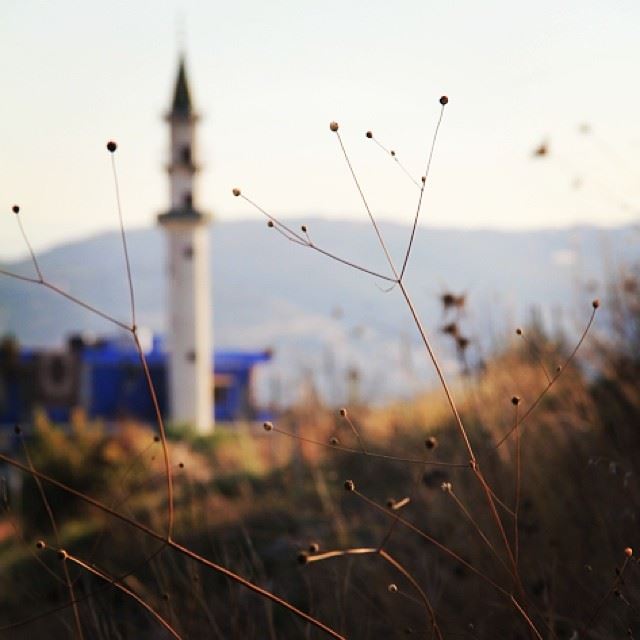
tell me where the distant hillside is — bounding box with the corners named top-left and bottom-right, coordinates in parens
top-left (1, 219), bottom-right (637, 404)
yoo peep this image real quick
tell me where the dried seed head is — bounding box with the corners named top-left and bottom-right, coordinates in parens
top-left (57, 549), bottom-right (68, 561)
top-left (511, 396), bottom-right (521, 406)
top-left (329, 436), bottom-right (339, 446)
top-left (309, 542), bottom-right (320, 553)
top-left (344, 479), bottom-right (355, 492)
top-left (439, 95), bottom-right (449, 105)
top-left (106, 141), bottom-right (117, 153)
top-left (388, 583), bottom-right (398, 593)
top-left (339, 407), bottom-right (347, 417)
top-left (178, 462), bottom-right (184, 469)
top-left (366, 131), bottom-right (373, 139)
top-left (329, 121), bottom-right (339, 132)
top-left (556, 365), bottom-right (562, 373)
top-left (516, 327), bottom-right (523, 336)
top-left (263, 421), bottom-right (273, 432)
top-left (425, 436), bottom-right (438, 450)
top-left (390, 150), bottom-right (396, 157)
top-left (11, 205), bottom-right (19, 214)
top-left (441, 481), bottom-right (452, 493)
top-left (232, 187), bottom-right (241, 197)
top-left (297, 551), bottom-right (309, 565)
top-left (267, 220), bottom-right (274, 228)
top-left (592, 298), bottom-right (600, 309)
top-left (301, 224), bottom-right (307, 233)
top-left (625, 547), bottom-right (633, 558)
top-left (421, 176), bottom-right (426, 183)
top-left (387, 498), bottom-right (395, 508)
top-left (36, 540), bottom-right (46, 550)
top-left (154, 435), bottom-right (160, 442)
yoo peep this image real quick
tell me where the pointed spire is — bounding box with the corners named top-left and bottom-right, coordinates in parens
top-left (170, 57), bottom-right (193, 118)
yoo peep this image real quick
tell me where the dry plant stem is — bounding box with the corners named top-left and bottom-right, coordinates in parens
top-left (397, 280), bottom-right (475, 460)
top-left (19, 435), bottom-right (84, 640)
top-left (111, 153), bottom-right (136, 327)
top-left (15, 214), bottom-right (44, 282)
top-left (496, 306), bottom-right (598, 447)
top-left (342, 413), bottom-right (368, 454)
top-left (2, 543), bottom-right (168, 634)
top-left (270, 425), bottom-right (466, 467)
top-left (306, 547), bottom-right (442, 640)
top-left (239, 194), bottom-right (396, 283)
top-left (370, 136), bottom-right (421, 188)
top-left (334, 131), bottom-right (399, 280)
top-left (447, 487), bottom-right (515, 582)
top-left (1, 257), bottom-right (175, 541)
top-left (513, 405), bottom-right (521, 568)
top-left (510, 596), bottom-right (544, 640)
top-left (0, 268), bottom-right (130, 331)
top-left (378, 549), bottom-right (443, 640)
top-left (3, 512), bottom-right (66, 584)
top-left (0, 452), bottom-right (345, 640)
top-left (353, 489), bottom-right (543, 639)
top-left (399, 103), bottom-right (445, 280)
top-left (471, 466), bottom-right (522, 592)
top-left (58, 549), bottom-right (181, 640)
top-left (133, 329), bottom-right (174, 540)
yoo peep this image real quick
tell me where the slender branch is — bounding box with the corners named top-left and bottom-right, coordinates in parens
top-left (134, 330), bottom-right (174, 540)
top-left (239, 194), bottom-right (397, 283)
top-left (496, 305), bottom-right (598, 447)
top-left (58, 548), bottom-right (182, 640)
top-left (352, 488), bottom-right (543, 639)
top-left (398, 280), bottom-right (475, 461)
top-left (269, 425), bottom-right (467, 467)
top-left (333, 129), bottom-right (399, 279)
top-left (0, 452), bottom-right (345, 640)
top-left (110, 150), bottom-right (137, 327)
top-left (399, 101), bottom-right (446, 280)
top-left (513, 404), bottom-right (521, 568)
top-left (19, 432), bottom-right (84, 640)
top-left (305, 546), bottom-right (442, 639)
top-left (15, 211), bottom-right (44, 282)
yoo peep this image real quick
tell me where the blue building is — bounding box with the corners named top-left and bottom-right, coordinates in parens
top-left (0, 335), bottom-right (272, 426)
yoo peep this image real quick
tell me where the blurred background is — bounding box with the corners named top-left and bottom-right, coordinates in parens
top-left (1, 2), bottom-right (640, 638)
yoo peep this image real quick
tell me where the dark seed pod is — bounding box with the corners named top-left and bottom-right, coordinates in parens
top-left (106, 141), bottom-right (117, 153)
top-left (344, 479), bottom-right (355, 492)
top-left (439, 96), bottom-right (449, 105)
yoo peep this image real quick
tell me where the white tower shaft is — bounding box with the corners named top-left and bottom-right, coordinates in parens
top-left (158, 58), bottom-right (214, 433)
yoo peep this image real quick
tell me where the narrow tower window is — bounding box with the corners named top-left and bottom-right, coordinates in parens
top-left (181, 145), bottom-right (191, 165)
top-left (183, 192), bottom-right (192, 208)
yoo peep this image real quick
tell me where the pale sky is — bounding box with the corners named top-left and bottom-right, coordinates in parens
top-left (2, 0), bottom-right (639, 260)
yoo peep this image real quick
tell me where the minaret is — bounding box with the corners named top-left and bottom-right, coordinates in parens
top-left (158, 57), bottom-right (213, 433)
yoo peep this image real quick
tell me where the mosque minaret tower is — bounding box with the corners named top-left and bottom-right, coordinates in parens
top-left (158, 57), bottom-right (213, 433)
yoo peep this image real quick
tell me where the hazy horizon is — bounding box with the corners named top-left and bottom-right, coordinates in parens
top-left (3, 1), bottom-right (639, 260)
